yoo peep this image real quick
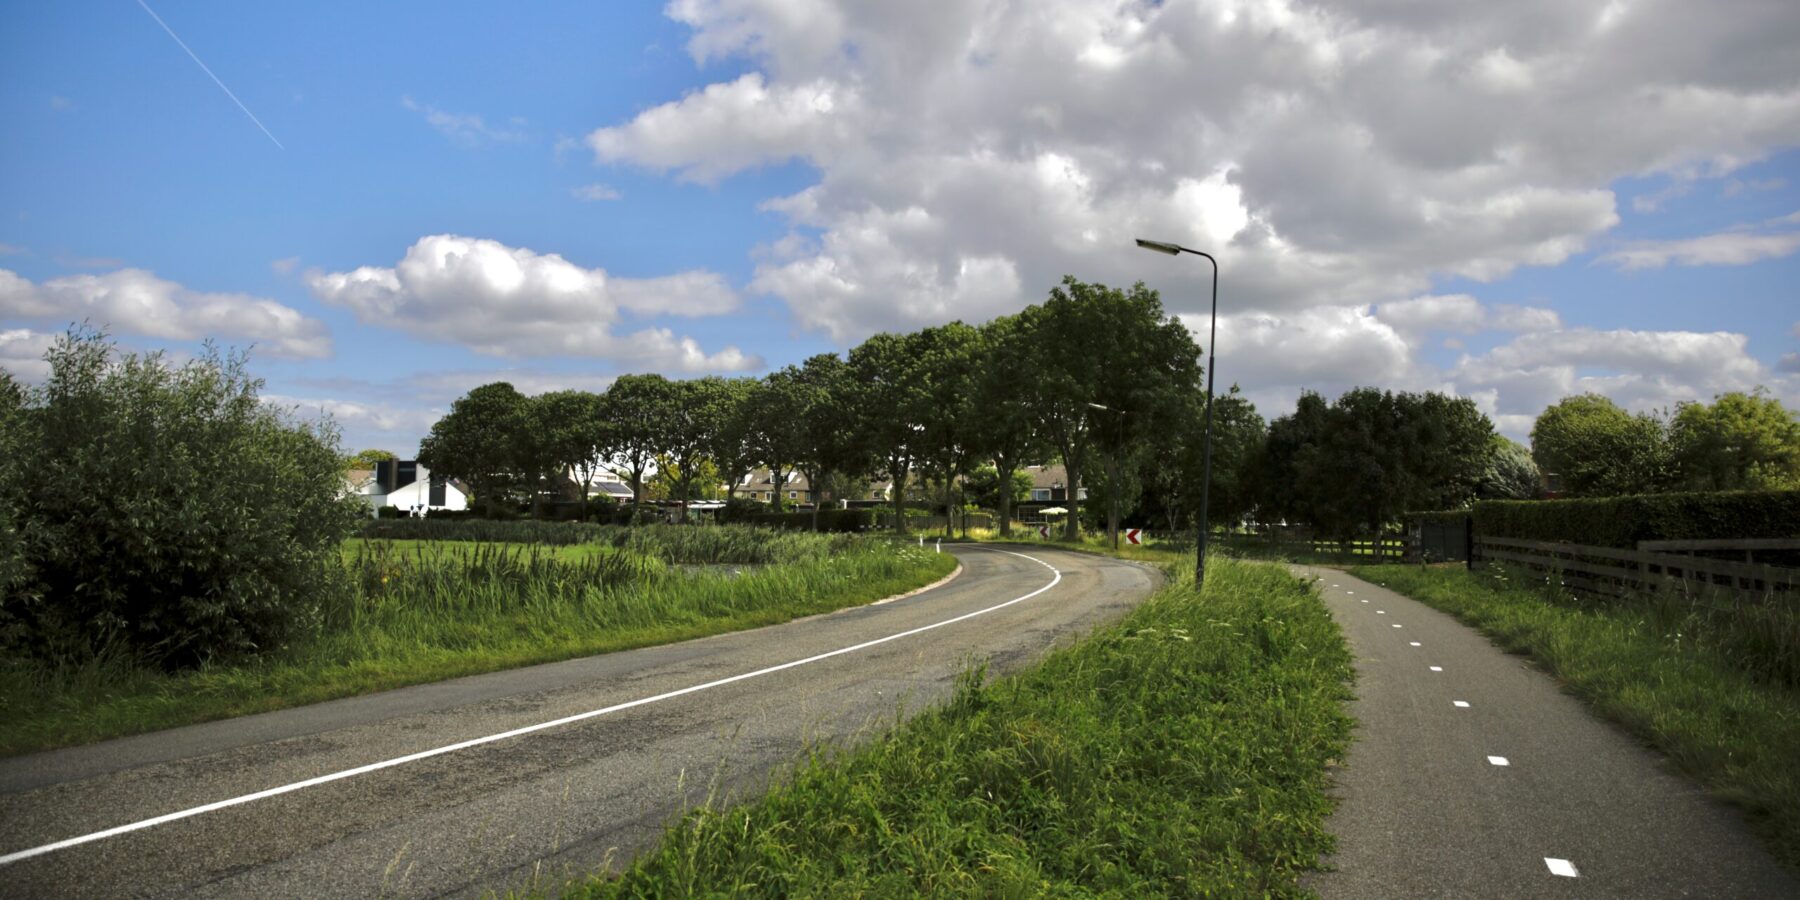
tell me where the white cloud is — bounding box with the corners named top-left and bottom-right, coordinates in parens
top-left (1374, 294), bottom-right (1561, 336)
top-left (587, 1), bottom-right (1800, 345)
top-left (306, 234), bottom-right (755, 371)
top-left (402, 96), bottom-right (526, 145)
top-left (0, 328), bottom-right (56, 381)
top-left (571, 183), bottom-right (621, 202)
top-left (0, 267), bottom-right (331, 359)
top-left (1600, 229), bottom-right (1800, 269)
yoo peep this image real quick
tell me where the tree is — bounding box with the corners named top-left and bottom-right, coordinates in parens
top-left (969, 313), bottom-right (1048, 536)
top-left (1479, 435), bottom-right (1541, 500)
top-left (914, 322), bottom-right (984, 537)
top-left (1531, 394), bottom-right (1670, 496)
top-left (1143, 385), bottom-right (1265, 532)
top-left (1027, 277), bottom-right (1202, 545)
top-left (656, 377), bottom-right (735, 520)
top-left (1, 330), bottom-right (362, 667)
top-left (599, 374), bottom-right (673, 523)
top-left (848, 331), bottom-right (933, 533)
top-left (705, 377), bottom-right (759, 500)
top-left (532, 390), bottom-right (609, 519)
top-left (418, 382), bottom-right (533, 516)
top-left (741, 367), bottom-right (812, 513)
top-left (1258, 390), bottom-right (1329, 528)
top-left (1669, 390), bottom-right (1800, 491)
top-left (789, 353), bottom-right (862, 531)
top-left (965, 464), bottom-right (1033, 513)
top-left (344, 448), bottom-right (397, 469)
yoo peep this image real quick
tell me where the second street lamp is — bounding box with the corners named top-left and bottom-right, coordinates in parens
top-left (1135, 237), bottom-right (1218, 590)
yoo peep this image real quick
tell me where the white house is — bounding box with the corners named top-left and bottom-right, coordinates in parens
top-left (355, 459), bottom-right (468, 517)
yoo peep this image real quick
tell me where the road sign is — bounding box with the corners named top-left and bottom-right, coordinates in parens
top-left (1038, 525), bottom-right (1050, 539)
top-left (1125, 528), bottom-right (1143, 545)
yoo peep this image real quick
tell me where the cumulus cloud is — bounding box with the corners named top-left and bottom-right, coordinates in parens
top-left (1600, 228), bottom-right (1800, 269)
top-left (306, 234), bottom-right (756, 370)
top-left (1374, 294), bottom-right (1562, 336)
top-left (590, 0), bottom-right (1800, 345)
top-left (0, 267), bottom-right (331, 359)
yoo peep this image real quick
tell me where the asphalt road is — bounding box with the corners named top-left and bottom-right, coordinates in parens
top-left (0, 545), bottom-right (1158, 899)
top-left (1298, 565), bottom-right (1798, 899)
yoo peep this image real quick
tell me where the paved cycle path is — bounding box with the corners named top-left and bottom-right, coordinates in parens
top-left (1297, 565), bottom-right (1796, 899)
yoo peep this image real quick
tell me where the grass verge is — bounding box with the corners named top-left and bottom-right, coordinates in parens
top-left (0, 534), bottom-right (954, 756)
top-left (562, 555), bottom-right (1354, 897)
top-left (1350, 563), bottom-right (1800, 871)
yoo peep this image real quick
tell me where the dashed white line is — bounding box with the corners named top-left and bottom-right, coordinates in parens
top-left (1545, 858), bottom-right (1579, 877)
top-left (1360, 599), bottom-right (1369, 604)
top-left (1488, 756), bottom-right (1510, 766)
top-left (1409, 641), bottom-right (1421, 646)
top-left (1429, 666), bottom-right (1443, 672)
top-left (1392, 624), bottom-right (1403, 629)
top-left (1453, 700), bottom-right (1470, 708)
top-left (1376, 610), bottom-right (1386, 614)
top-left (0, 547), bottom-right (1064, 868)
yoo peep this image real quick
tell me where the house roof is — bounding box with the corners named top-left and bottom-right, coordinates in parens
top-left (1024, 464), bottom-right (1071, 490)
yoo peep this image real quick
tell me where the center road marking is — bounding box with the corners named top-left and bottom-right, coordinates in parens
top-left (0, 547), bottom-right (1065, 868)
top-left (1545, 857), bottom-right (1579, 877)
top-left (1488, 756), bottom-right (1511, 766)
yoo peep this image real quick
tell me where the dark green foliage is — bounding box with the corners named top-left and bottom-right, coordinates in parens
top-left (418, 381), bottom-right (538, 516)
top-left (572, 558), bottom-right (1354, 897)
top-left (1473, 490), bottom-right (1800, 548)
top-left (964, 464), bottom-right (1033, 511)
top-left (1531, 393), bottom-right (1671, 496)
top-left (0, 331), bottom-right (363, 668)
top-left (1670, 390), bottom-right (1800, 491)
top-left (353, 519), bottom-right (857, 565)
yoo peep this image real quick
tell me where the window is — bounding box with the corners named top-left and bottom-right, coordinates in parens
top-left (788, 491), bottom-right (798, 499)
top-left (1031, 488), bottom-right (1050, 501)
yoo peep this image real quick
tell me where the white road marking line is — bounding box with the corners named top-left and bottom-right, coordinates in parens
top-left (1376, 610), bottom-right (1385, 614)
top-left (0, 547), bottom-right (1063, 867)
top-left (1453, 701), bottom-right (1470, 708)
top-left (1429, 666), bottom-right (1443, 672)
top-left (1488, 756), bottom-right (1510, 766)
top-left (1346, 591), bottom-right (1354, 595)
top-left (1409, 641), bottom-right (1421, 646)
top-left (1392, 624), bottom-right (1402, 629)
top-left (1545, 858), bottom-right (1578, 877)
top-left (1360, 599), bottom-right (1369, 604)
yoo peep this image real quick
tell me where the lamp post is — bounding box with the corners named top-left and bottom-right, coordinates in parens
top-left (1135, 238), bottom-right (1218, 590)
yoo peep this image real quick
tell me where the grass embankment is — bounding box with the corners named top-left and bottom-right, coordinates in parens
top-left (0, 526), bottom-right (955, 756)
top-left (1351, 563), bottom-right (1800, 870)
top-left (563, 555), bottom-right (1355, 897)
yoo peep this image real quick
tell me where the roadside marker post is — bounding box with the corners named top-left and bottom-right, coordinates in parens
top-left (1125, 528), bottom-right (1143, 545)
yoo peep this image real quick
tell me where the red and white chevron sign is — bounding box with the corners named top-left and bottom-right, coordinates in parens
top-left (1125, 528), bottom-right (1143, 545)
top-left (1038, 525), bottom-right (1051, 539)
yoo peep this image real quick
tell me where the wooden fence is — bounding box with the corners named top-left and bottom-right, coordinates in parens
top-left (1473, 536), bottom-right (1800, 600)
top-left (1216, 531), bottom-right (1416, 563)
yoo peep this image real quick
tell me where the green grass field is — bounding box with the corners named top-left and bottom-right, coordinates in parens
top-left (1351, 563), bottom-right (1800, 871)
top-left (0, 528), bottom-right (955, 756)
top-left (558, 556), bottom-right (1355, 898)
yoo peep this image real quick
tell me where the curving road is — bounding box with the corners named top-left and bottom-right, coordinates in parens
top-left (0, 545), bottom-right (1158, 899)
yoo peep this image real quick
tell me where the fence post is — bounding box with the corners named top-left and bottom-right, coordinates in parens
top-left (1463, 514), bottom-right (1474, 571)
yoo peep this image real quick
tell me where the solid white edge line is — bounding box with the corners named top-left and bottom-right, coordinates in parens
top-left (0, 546), bottom-right (1063, 867)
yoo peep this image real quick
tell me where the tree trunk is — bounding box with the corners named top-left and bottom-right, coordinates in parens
top-left (806, 467), bottom-right (823, 532)
top-left (1063, 457), bottom-right (1082, 542)
top-left (1104, 453), bottom-right (1121, 549)
top-left (890, 460), bottom-right (908, 534)
top-left (629, 471), bottom-right (644, 525)
top-left (996, 461), bottom-right (1014, 537)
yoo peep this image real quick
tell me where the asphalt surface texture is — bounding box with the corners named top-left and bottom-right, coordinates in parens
top-left (0, 544), bottom-right (1158, 899)
top-left (1297, 564), bottom-right (1798, 899)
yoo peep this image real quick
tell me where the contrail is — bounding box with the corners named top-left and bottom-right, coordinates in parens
top-left (134, 0), bottom-right (283, 149)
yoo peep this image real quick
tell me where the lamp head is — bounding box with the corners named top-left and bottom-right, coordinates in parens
top-left (1135, 238), bottom-right (1182, 255)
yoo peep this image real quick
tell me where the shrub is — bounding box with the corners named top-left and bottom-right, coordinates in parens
top-left (738, 508), bottom-right (877, 533)
top-left (0, 331), bottom-right (365, 667)
top-left (377, 505), bottom-right (403, 519)
top-left (1473, 490), bottom-right (1800, 548)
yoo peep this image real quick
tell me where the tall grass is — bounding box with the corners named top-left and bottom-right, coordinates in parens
top-left (1353, 563), bottom-right (1800, 870)
top-left (357, 519), bottom-right (855, 565)
top-left (561, 557), bottom-right (1355, 897)
top-left (0, 529), bottom-right (954, 755)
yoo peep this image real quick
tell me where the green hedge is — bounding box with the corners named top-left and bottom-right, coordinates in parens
top-left (739, 509), bottom-right (877, 533)
top-left (1408, 509), bottom-right (1471, 528)
top-left (1473, 490), bottom-right (1800, 548)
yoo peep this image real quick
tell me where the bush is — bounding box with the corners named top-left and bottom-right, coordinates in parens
top-left (377, 505), bottom-right (403, 519)
top-left (0, 332), bottom-right (365, 668)
top-left (1473, 490), bottom-right (1800, 548)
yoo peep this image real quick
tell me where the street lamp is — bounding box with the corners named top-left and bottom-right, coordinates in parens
top-left (1135, 237), bottom-right (1218, 589)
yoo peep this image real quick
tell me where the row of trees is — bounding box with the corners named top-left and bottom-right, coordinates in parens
top-left (418, 277), bottom-right (1204, 543)
top-left (1531, 391), bottom-right (1800, 496)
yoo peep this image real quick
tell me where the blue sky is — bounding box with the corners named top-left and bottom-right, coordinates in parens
top-left (3, 1), bottom-right (1798, 453)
